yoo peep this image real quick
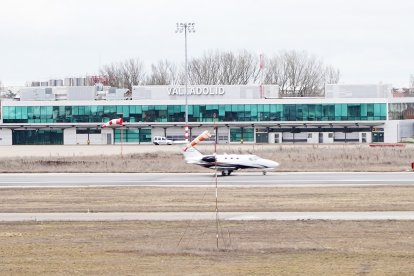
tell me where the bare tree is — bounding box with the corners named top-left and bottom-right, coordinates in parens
top-left (121, 58), bottom-right (145, 89)
top-left (187, 50), bottom-right (221, 85)
top-left (0, 81), bottom-right (16, 99)
top-left (146, 60), bottom-right (181, 85)
top-left (99, 50), bottom-right (339, 98)
top-left (325, 65), bottom-right (341, 84)
top-left (187, 50), bottom-right (260, 85)
top-left (99, 63), bottom-right (123, 88)
top-left (263, 54), bottom-right (289, 92)
top-left (218, 50), bottom-right (261, 84)
top-left (99, 58), bottom-right (145, 90)
top-left (263, 50), bottom-right (340, 97)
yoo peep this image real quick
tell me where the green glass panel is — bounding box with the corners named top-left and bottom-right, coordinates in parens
top-left (3, 107), bottom-right (10, 119)
top-left (15, 107), bottom-right (22, 120)
top-left (140, 128), bottom-right (152, 143)
top-left (361, 104), bottom-right (367, 116)
top-left (22, 107), bottom-right (28, 119)
top-left (40, 106), bottom-right (47, 120)
top-left (188, 105), bottom-right (194, 115)
top-left (72, 106), bottom-right (78, 116)
top-left (243, 128), bottom-right (254, 142)
top-left (59, 106), bottom-right (65, 116)
top-left (123, 106), bottom-right (129, 117)
top-left (12, 130), bottom-right (63, 145)
top-left (130, 105), bottom-right (136, 114)
top-left (334, 104), bottom-right (341, 117)
top-left (218, 105), bottom-right (225, 116)
top-left (103, 105), bottom-right (110, 114)
top-left (230, 128), bottom-right (242, 142)
top-left (374, 104), bottom-right (380, 116)
top-left (116, 105), bottom-right (123, 114)
top-left (380, 104), bottom-right (386, 117)
top-left (27, 107), bottom-right (33, 119)
top-left (315, 105), bottom-right (322, 120)
top-left (167, 106), bottom-right (174, 115)
top-left (46, 106), bottom-right (53, 118)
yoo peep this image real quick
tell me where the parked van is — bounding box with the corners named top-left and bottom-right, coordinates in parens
top-left (153, 136), bottom-right (173, 145)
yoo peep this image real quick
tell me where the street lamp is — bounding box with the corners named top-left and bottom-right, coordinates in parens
top-left (176, 22), bottom-right (195, 143)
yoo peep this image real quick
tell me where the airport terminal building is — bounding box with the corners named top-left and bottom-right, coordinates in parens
top-left (0, 84), bottom-right (413, 145)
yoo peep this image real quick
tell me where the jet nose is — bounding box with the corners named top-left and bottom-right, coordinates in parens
top-left (270, 161), bottom-right (280, 168)
top-left (262, 159), bottom-right (279, 168)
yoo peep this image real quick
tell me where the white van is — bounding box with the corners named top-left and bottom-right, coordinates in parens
top-left (153, 136), bottom-right (173, 145)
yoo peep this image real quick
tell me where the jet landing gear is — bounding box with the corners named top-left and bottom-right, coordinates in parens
top-left (221, 170), bottom-right (232, 176)
top-left (262, 171), bottom-right (267, 175)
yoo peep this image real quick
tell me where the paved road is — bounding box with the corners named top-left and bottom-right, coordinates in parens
top-left (1, 211), bottom-right (414, 222)
top-left (1, 172), bottom-right (413, 221)
top-left (0, 172), bottom-right (413, 188)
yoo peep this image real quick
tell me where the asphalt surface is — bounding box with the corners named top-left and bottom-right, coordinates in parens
top-left (2, 172), bottom-right (414, 221)
top-left (1, 211), bottom-right (414, 222)
top-left (0, 172), bottom-right (413, 188)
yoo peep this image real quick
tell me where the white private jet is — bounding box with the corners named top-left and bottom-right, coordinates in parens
top-left (182, 131), bottom-right (279, 176)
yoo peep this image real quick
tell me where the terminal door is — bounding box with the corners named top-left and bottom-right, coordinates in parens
top-left (256, 132), bottom-right (268, 143)
top-left (372, 132), bottom-right (384, 143)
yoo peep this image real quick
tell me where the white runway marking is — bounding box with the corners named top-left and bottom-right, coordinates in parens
top-left (1, 211), bottom-right (414, 222)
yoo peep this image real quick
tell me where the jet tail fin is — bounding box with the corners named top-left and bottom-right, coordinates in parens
top-left (182, 146), bottom-right (203, 163)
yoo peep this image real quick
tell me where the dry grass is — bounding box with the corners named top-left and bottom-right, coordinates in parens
top-left (1, 144), bottom-right (414, 274)
top-left (1, 186), bottom-right (414, 213)
top-left (0, 144), bottom-right (413, 172)
top-left (1, 220), bottom-right (414, 275)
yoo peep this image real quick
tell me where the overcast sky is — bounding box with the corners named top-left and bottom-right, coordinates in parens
top-left (1, 0), bottom-right (413, 87)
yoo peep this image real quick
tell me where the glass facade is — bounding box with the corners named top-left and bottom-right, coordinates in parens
top-left (114, 128), bottom-right (151, 143)
top-left (12, 130), bottom-right (63, 145)
top-left (389, 103), bottom-right (414, 120)
top-left (2, 103), bottom-right (387, 124)
top-left (230, 128), bottom-right (254, 142)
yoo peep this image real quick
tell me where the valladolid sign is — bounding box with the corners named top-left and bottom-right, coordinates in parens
top-left (168, 86), bottom-right (225, 96)
top-left (131, 85), bottom-right (276, 100)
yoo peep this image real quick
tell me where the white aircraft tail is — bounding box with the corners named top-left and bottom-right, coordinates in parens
top-left (181, 130), bottom-right (211, 164)
top-left (182, 146), bottom-right (203, 163)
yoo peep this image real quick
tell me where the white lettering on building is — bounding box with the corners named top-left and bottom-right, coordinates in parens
top-left (168, 87), bottom-right (225, 96)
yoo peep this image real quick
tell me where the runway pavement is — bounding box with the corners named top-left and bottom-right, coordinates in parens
top-left (0, 172), bottom-right (413, 188)
top-left (2, 172), bottom-right (413, 221)
top-left (1, 211), bottom-right (414, 222)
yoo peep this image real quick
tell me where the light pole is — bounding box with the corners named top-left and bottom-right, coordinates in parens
top-left (176, 22), bottom-right (195, 143)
